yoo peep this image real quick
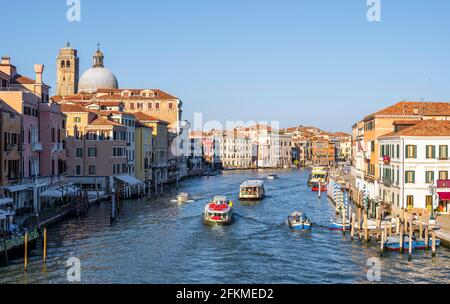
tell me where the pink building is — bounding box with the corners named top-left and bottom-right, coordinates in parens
top-left (39, 101), bottom-right (67, 180)
top-left (0, 57), bottom-right (44, 179)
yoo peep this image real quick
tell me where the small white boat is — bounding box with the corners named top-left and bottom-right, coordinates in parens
top-left (267, 174), bottom-right (278, 180)
top-left (239, 180), bottom-right (265, 200)
top-left (177, 192), bottom-right (190, 203)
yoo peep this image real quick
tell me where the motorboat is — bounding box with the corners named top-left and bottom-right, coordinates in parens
top-left (203, 196), bottom-right (234, 226)
top-left (177, 192), bottom-right (190, 203)
top-left (239, 180), bottom-right (265, 200)
top-left (288, 211), bottom-right (312, 230)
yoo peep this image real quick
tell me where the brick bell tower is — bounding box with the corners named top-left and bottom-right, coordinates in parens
top-left (56, 42), bottom-right (79, 96)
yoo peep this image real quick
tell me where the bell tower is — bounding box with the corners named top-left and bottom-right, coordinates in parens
top-left (56, 42), bottom-right (79, 96)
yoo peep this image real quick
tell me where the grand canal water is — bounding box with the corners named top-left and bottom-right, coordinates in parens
top-left (1, 169), bottom-right (450, 284)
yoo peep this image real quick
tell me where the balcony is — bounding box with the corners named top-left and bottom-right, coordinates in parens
top-left (52, 143), bottom-right (64, 153)
top-left (31, 142), bottom-right (43, 152)
top-left (381, 177), bottom-right (394, 187)
top-left (5, 144), bottom-right (17, 152)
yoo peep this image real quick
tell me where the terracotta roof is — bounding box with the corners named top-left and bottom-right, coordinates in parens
top-left (380, 120), bottom-right (450, 138)
top-left (98, 110), bottom-right (135, 116)
top-left (88, 116), bottom-right (123, 127)
top-left (333, 132), bottom-right (351, 137)
top-left (366, 101), bottom-right (450, 120)
top-left (95, 88), bottom-right (179, 100)
top-left (60, 103), bottom-right (89, 113)
top-left (392, 120), bottom-right (422, 125)
top-left (133, 111), bottom-right (168, 124)
top-left (89, 100), bottom-right (124, 106)
top-left (52, 93), bottom-right (95, 101)
top-left (12, 74), bottom-right (35, 84)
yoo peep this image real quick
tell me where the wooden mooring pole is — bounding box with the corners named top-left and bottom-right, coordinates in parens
top-left (24, 232), bottom-right (28, 271)
top-left (425, 226), bottom-right (429, 250)
top-left (408, 218), bottom-right (413, 261)
top-left (431, 231), bottom-right (436, 257)
top-left (43, 228), bottom-right (47, 263)
top-left (350, 212), bottom-right (356, 241)
top-left (342, 207), bottom-right (346, 235)
top-left (399, 224), bottom-right (404, 253)
top-left (363, 213), bottom-right (368, 243)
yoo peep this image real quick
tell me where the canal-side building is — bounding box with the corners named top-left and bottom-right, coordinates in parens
top-left (351, 120), bottom-right (365, 192)
top-left (39, 101), bottom-right (67, 181)
top-left (98, 110), bottom-right (136, 176)
top-left (135, 121), bottom-right (153, 183)
top-left (134, 112), bottom-right (169, 185)
top-left (217, 131), bottom-right (253, 170)
top-left (256, 132), bottom-right (292, 168)
top-left (0, 57), bottom-right (68, 213)
top-left (377, 120), bottom-right (450, 213)
top-left (61, 103), bottom-right (129, 192)
top-left (311, 137), bottom-right (335, 166)
top-left (354, 101), bottom-right (450, 202)
top-left (0, 99), bottom-right (21, 187)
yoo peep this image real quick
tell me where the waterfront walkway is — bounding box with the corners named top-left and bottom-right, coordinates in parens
top-left (436, 213), bottom-right (450, 248)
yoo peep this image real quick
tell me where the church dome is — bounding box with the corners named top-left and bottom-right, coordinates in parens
top-left (78, 44), bottom-right (119, 93)
top-left (78, 67), bottom-right (118, 93)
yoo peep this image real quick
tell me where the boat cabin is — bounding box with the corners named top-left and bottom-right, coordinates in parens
top-left (239, 180), bottom-right (265, 200)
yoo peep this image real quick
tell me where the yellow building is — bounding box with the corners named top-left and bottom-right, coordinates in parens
top-left (135, 121), bottom-right (153, 182)
top-left (134, 112), bottom-right (169, 185)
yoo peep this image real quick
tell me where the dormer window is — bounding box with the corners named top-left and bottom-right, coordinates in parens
top-left (141, 90), bottom-right (154, 98)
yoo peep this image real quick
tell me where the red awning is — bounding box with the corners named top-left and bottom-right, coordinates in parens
top-left (438, 192), bottom-right (450, 200)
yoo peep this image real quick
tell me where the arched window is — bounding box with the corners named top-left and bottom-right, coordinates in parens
top-left (66, 61), bottom-right (71, 68)
top-left (61, 61), bottom-right (65, 68)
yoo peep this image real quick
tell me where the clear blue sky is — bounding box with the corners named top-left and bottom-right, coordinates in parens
top-left (2, 0), bottom-right (450, 132)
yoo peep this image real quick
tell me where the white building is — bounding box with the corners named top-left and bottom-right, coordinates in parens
top-left (257, 132), bottom-right (292, 168)
top-left (216, 131), bottom-right (253, 169)
top-left (378, 120), bottom-right (450, 213)
top-left (351, 121), bottom-right (366, 193)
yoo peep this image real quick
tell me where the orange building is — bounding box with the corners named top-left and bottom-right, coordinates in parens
top-left (356, 101), bottom-right (450, 200)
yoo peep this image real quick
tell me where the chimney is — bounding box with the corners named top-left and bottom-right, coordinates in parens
top-left (34, 64), bottom-right (44, 84)
top-left (1, 56), bottom-right (11, 65)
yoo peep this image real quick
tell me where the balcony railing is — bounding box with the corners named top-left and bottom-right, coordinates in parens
top-left (52, 143), bottom-right (63, 153)
top-left (382, 177), bottom-right (394, 187)
top-left (31, 142), bottom-right (43, 152)
top-left (5, 144), bottom-right (17, 152)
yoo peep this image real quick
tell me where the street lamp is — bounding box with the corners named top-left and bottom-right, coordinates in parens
top-left (428, 184), bottom-right (438, 223)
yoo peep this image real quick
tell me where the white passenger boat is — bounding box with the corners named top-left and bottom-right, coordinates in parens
top-left (267, 174), bottom-right (278, 180)
top-left (203, 196), bottom-right (234, 226)
top-left (239, 180), bottom-right (265, 200)
top-left (177, 192), bottom-right (190, 203)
